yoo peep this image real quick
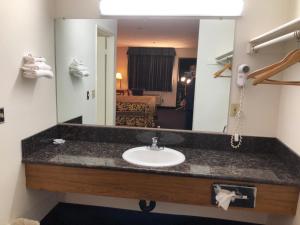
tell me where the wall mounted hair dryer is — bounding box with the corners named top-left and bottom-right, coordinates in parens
top-left (237, 64), bottom-right (250, 87)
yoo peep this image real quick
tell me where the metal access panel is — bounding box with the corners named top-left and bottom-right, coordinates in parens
top-left (211, 183), bottom-right (257, 208)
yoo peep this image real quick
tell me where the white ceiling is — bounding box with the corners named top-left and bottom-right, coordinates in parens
top-left (117, 18), bottom-right (199, 48)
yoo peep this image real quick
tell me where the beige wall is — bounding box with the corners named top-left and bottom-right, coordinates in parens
top-left (0, 0), bottom-right (59, 224)
top-left (276, 0), bottom-right (300, 165)
top-left (116, 47), bottom-right (197, 107)
top-left (64, 194), bottom-right (268, 224)
top-left (116, 47), bottom-right (129, 90)
top-left (227, 0), bottom-right (291, 137)
top-left (267, 1), bottom-right (300, 225)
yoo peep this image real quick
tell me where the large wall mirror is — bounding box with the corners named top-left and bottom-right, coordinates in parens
top-left (55, 18), bottom-right (235, 133)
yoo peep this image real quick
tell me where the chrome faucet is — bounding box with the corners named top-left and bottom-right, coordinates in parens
top-left (150, 137), bottom-right (159, 150)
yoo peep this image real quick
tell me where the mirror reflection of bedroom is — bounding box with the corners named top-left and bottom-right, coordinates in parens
top-left (115, 18), bottom-right (199, 130)
top-left (55, 18), bottom-right (235, 133)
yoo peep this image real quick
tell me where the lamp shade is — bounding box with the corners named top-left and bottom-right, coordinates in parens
top-left (116, 72), bottom-right (123, 80)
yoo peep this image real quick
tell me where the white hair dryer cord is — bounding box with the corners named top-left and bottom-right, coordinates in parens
top-left (231, 85), bottom-right (245, 149)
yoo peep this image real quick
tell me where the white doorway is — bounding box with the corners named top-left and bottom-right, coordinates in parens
top-left (97, 28), bottom-right (116, 126)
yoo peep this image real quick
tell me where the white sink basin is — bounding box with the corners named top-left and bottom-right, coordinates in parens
top-left (122, 146), bottom-right (185, 168)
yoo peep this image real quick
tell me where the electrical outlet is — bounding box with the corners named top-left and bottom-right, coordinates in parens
top-left (0, 108), bottom-right (4, 123)
top-left (230, 104), bottom-right (240, 117)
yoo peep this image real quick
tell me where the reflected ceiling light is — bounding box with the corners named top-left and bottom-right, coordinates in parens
top-left (186, 78), bottom-right (192, 84)
top-left (99, 0), bottom-right (244, 16)
top-left (180, 77), bottom-right (186, 82)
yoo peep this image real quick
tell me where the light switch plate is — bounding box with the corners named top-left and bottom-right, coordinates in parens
top-left (0, 108), bottom-right (4, 123)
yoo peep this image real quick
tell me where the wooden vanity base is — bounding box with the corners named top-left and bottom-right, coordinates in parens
top-left (25, 164), bottom-right (299, 215)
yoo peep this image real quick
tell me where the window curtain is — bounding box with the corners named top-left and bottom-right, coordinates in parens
top-left (127, 47), bottom-right (176, 92)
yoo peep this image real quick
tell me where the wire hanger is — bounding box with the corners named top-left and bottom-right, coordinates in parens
top-left (248, 49), bottom-right (300, 85)
top-left (213, 63), bottom-right (232, 78)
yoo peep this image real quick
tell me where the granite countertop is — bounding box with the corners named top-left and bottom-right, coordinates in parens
top-left (22, 140), bottom-right (300, 187)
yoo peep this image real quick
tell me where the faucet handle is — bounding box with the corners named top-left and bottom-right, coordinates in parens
top-left (152, 137), bottom-right (158, 144)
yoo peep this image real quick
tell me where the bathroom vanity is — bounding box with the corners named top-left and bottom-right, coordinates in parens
top-left (22, 124), bottom-right (300, 216)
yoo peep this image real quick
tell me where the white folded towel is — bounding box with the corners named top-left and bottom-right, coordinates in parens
top-left (70, 65), bottom-right (88, 72)
top-left (70, 70), bottom-right (89, 78)
top-left (11, 218), bottom-right (39, 225)
top-left (24, 56), bottom-right (46, 63)
top-left (69, 59), bottom-right (90, 78)
top-left (22, 62), bottom-right (52, 70)
top-left (23, 69), bottom-right (54, 79)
